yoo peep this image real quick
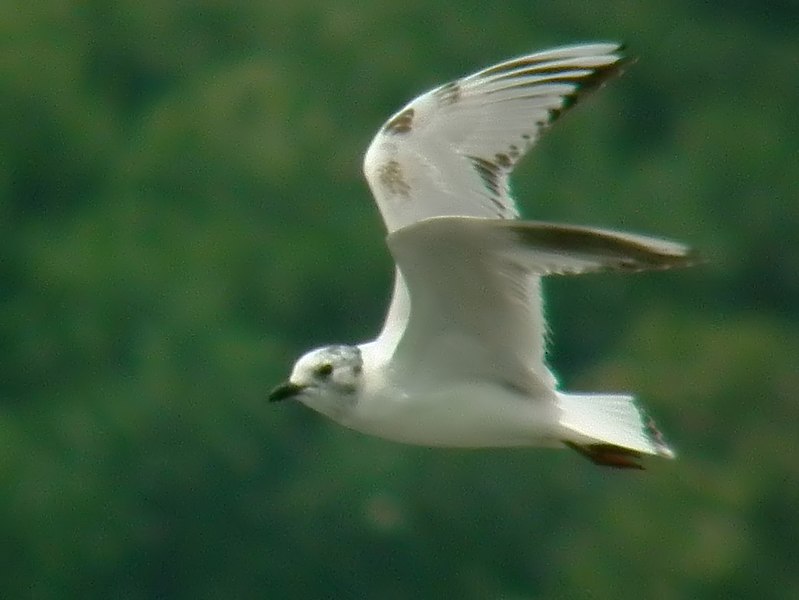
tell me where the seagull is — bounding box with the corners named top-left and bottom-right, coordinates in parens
top-left (269, 42), bottom-right (694, 469)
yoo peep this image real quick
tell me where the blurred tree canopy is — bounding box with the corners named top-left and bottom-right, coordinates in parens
top-left (2, 1), bottom-right (797, 598)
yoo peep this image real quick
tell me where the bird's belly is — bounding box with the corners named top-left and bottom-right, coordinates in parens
top-left (343, 381), bottom-right (558, 448)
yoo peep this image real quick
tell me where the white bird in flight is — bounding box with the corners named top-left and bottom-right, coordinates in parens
top-left (270, 42), bottom-right (694, 469)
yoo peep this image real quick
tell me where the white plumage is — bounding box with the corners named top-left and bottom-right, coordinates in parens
top-left (270, 43), bottom-right (693, 469)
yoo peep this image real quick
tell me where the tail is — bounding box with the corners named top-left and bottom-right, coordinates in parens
top-left (557, 392), bottom-right (675, 469)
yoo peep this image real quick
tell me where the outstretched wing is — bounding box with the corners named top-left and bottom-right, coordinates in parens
top-left (362, 43), bottom-right (628, 361)
top-left (363, 42), bottom-right (627, 234)
top-left (384, 217), bottom-right (695, 391)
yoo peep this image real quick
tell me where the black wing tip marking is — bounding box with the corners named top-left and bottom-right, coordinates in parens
top-left (550, 55), bottom-right (632, 121)
top-left (482, 46), bottom-right (632, 123)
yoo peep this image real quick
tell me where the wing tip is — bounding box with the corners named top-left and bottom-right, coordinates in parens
top-left (615, 245), bottom-right (702, 273)
top-left (503, 220), bottom-right (699, 275)
top-left (556, 50), bottom-right (632, 116)
top-left (487, 41), bottom-right (631, 124)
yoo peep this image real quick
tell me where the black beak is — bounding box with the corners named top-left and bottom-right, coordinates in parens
top-left (268, 381), bottom-right (306, 403)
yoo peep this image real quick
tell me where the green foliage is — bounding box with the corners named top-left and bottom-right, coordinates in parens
top-left (2, 0), bottom-right (797, 597)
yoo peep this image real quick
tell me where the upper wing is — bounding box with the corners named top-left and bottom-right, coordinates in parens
top-left (364, 43), bottom-right (628, 358)
top-left (363, 42), bottom-right (627, 234)
top-left (384, 217), bottom-right (695, 392)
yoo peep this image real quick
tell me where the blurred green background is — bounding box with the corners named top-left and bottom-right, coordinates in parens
top-left (2, 0), bottom-right (797, 598)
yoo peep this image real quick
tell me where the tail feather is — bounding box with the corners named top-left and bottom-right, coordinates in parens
top-left (557, 392), bottom-right (674, 468)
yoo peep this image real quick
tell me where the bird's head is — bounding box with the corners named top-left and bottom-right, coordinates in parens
top-left (268, 345), bottom-right (363, 420)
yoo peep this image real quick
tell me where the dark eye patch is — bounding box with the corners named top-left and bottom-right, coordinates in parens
top-left (315, 364), bottom-right (333, 378)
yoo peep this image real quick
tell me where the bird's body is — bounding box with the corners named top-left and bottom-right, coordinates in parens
top-left (270, 42), bottom-right (693, 468)
top-left (346, 341), bottom-right (558, 448)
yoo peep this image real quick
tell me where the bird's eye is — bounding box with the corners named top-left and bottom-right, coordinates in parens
top-left (315, 364), bottom-right (333, 378)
